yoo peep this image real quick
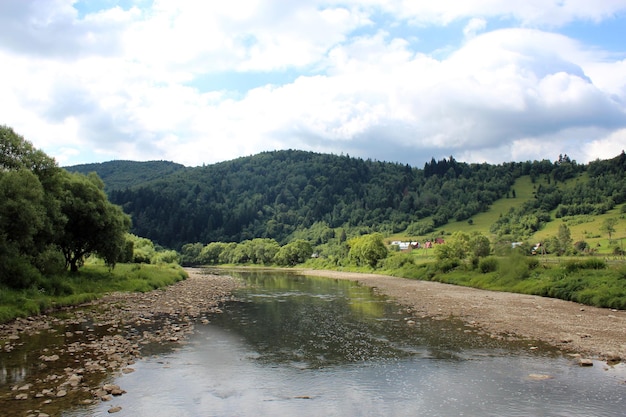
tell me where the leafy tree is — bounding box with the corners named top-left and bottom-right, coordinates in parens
top-left (0, 125), bottom-right (57, 175)
top-left (434, 232), bottom-right (470, 261)
top-left (470, 233), bottom-right (491, 258)
top-left (128, 234), bottom-right (157, 263)
top-left (273, 239), bottom-right (313, 266)
top-left (601, 218), bottom-right (618, 242)
top-left (348, 233), bottom-right (388, 268)
top-left (557, 223), bottom-right (572, 255)
top-left (180, 242), bottom-right (204, 265)
top-left (57, 172), bottom-right (131, 271)
top-left (0, 169), bottom-right (47, 255)
top-left (199, 242), bottom-right (228, 265)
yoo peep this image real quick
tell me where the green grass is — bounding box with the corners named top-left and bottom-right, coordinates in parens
top-left (375, 251), bottom-right (626, 310)
top-left (0, 263), bottom-right (187, 324)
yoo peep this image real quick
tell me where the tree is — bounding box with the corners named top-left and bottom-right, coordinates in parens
top-left (435, 232), bottom-right (470, 261)
top-left (180, 242), bottom-right (204, 265)
top-left (0, 169), bottom-right (47, 254)
top-left (348, 233), bottom-right (388, 268)
top-left (470, 232), bottom-right (491, 258)
top-left (199, 242), bottom-right (228, 265)
top-left (273, 239), bottom-right (313, 266)
top-left (57, 172), bottom-right (131, 272)
top-left (557, 223), bottom-right (573, 255)
top-left (601, 218), bottom-right (618, 242)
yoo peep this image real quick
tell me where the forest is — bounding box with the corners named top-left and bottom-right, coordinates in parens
top-left (4, 125), bottom-right (626, 311)
top-left (68, 150), bottom-right (626, 250)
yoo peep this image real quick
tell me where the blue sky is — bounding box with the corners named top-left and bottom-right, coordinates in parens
top-left (1, 1), bottom-right (625, 167)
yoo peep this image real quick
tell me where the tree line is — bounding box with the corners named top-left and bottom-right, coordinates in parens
top-left (83, 151), bottom-right (525, 248)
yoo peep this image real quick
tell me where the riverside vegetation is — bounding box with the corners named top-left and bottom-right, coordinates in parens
top-left (2, 124), bottom-right (626, 325)
top-left (0, 125), bottom-right (185, 323)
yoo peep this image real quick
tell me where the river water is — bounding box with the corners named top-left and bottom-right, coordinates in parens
top-left (82, 269), bottom-right (626, 417)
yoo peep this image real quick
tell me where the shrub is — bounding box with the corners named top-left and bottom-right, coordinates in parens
top-left (498, 253), bottom-right (530, 281)
top-left (478, 257), bottom-right (499, 273)
top-left (564, 258), bottom-right (606, 272)
top-left (582, 258), bottom-right (607, 269)
top-left (381, 253), bottom-right (415, 270)
top-left (438, 259), bottom-right (460, 273)
top-left (0, 255), bottom-right (42, 289)
top-left (526, 257), bottom-right (540, 270)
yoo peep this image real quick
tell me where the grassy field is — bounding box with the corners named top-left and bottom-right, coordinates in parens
top-left (0, 263), bottom-right (187, 324)
top-left (388, 173), bottom-right (626, 256)
top-left (373, 173), bottom-right (626, 310)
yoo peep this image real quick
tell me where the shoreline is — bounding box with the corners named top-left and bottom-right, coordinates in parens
top-left (2, 267), bottom-right (625, 414)
top-left (296, 268), bottom-right (626, 362)
top-left (0, 268), bottom-right (241, 415)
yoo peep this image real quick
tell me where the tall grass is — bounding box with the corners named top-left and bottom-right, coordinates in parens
top-left (0, 263), bottom-right (187, 324)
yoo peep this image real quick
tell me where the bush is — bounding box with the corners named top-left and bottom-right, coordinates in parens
top-left (564, 258), bottom-right (606, 272)
top-left (33, 247), bottom-right (67, 276)
top-left (498, 253), bottom-right (530, 281)
top-left (526, 257), bottom-right (540, 270)
top-left (0, 255), bottom-right (42, 289)
top-left (37, 276), bottom-right (74, 296)
top-left (478, 257), bottom-right (499, 273)
top-left (438, 259), bottom-right (460, 273)
top-left (381, 253), bottom-right (415, 270)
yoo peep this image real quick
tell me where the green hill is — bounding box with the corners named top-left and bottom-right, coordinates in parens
top-left (65, 160), bottom-right (185, 192)
top-left (65, 151), bottom-right (626, 251)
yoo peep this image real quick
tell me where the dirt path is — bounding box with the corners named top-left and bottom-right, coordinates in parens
top-left (297, 269), bottom-right (626, 362)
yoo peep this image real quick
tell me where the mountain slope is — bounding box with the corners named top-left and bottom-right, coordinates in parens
top-left (65, 160), bottom-right (185, 192)
top-left (64, 150), bottom-right (626, 250)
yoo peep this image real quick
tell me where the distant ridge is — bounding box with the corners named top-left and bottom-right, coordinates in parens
top-left (65, 160), bottom-right (185, 191)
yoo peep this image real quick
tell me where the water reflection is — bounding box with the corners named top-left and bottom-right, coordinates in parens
top-left (88, 269), bottom-right (626, 417)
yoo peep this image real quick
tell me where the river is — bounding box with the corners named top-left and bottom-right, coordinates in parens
top-left (82, 269), bottom-right (625, 417)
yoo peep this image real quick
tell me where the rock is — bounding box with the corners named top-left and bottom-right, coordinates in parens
top-left (577, 358), bottom-right (594, 367)
top-left (103, 384), bottom-right (122, 394)
top-left (67, 374), bottom-right (83, 387)
top-left (56, 390), bottom-right (68, 397)
top-left (528, 373), bottom-right (553, 380)
top-left (15, 393), bottom-right (28, 400)
top-left (603, 352), bottom-right (621, 364)
top-left (108, 406), bottom-right (122, 413)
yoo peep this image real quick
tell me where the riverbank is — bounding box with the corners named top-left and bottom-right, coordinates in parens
top-left (2, 267), bottom-right (624, 415)
top-left (0, 268), bottom-right (240, 416)
top-left (297, 269), bottom-right (626, 362)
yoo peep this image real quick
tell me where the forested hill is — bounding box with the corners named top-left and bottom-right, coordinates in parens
top-left (65, 150), bottom-right (626, 249)
top-left (66, 160), bottom-right (185, 192)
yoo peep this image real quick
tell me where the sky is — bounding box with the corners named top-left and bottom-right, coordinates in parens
top-left (1, 1), bottom-right (626, 168)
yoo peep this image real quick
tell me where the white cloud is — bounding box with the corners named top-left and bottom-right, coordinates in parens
top-left (463, 18), bottom-right (487, 38)
top-left (1, 1), bottom-right (626, 167)
top-left (583, 128), bottom-right (626, 161)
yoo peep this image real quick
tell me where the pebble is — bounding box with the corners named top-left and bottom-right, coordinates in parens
top-left (0, 271), bottom-right (241, 412)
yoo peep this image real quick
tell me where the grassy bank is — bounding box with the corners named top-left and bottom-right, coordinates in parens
top-left (304, 252), bottom-right (626, 310)
top-left (0, 263), bottom-right (187, 324)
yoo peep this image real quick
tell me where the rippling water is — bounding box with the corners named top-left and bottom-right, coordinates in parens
top-left (87, 269), bottom-right (625, 417)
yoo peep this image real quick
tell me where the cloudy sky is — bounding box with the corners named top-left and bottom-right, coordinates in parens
top-left (1, 0), bottom-right (625, 168)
